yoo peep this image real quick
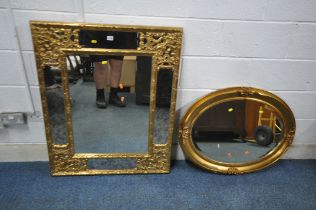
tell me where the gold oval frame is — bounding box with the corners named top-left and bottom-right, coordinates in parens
top-left (179, 87), bottom-right (296, 175)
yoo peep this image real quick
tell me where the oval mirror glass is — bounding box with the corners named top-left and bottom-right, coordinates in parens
top-left (192, 99), bottom-right (284, 164)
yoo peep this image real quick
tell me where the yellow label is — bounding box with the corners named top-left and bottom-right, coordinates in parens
top-left (101, 61), bottom-right (108, 65)
top-left (91, 40), bottom-right (97, 44)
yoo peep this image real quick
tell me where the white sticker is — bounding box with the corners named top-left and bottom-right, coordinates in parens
top-left (8, 116), bottom-right (15, 120)
top-left (106, 36), bottom-right (114, 41)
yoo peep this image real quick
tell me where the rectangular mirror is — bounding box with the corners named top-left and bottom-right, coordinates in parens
top-left (31, 21), bottom-right (182, 175)
top-left (68, 55), bottom-right (151, 154)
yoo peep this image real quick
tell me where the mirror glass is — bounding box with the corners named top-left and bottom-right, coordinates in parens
top-left (44, 65), bottom-right (68, 145)
top-left (192, 99), bottom-right (284, 163)
top-left (87, 158), bottom-right (136, 170)
top-left (67, 54), bottom-right (152, 153)
top-left (154, 69), bottom-right (173, 144)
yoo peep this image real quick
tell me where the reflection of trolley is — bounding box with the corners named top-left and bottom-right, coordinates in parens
top-left (192, 101), bottom-right (283, 147)
top-left (252, 105), bottom-right (283, 146)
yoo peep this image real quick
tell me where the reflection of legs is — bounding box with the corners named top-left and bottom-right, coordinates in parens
top-left (109, 59), bottom-right (123, 88)
top-left (94, 62), bottom-right (107, 108)
top-left (94, 62), bottom-right (106, 89)
top-left (109, 59), bottom-right (126, 107)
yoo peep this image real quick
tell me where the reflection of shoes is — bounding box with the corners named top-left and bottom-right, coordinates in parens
top-left (96, 89), bottom-right (107, 109)
top-left (46, 84), bottom-right (62, 90)
top-left (96, 99), bottom-right (107, 108)
top-left (109, 95), bottom-right (126, 107)
top-left (109, 87), bottom-right (126, 107)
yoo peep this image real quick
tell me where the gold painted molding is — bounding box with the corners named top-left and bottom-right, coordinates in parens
top-left (30, 21), bottom-right (182, 175)
top-left (179, 87), bottom-right (296, 174)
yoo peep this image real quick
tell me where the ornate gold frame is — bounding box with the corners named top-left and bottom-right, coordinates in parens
top-left (179, 87), bottom-right (296, 175)
top-left (30, 21), bottom-right (182, 175)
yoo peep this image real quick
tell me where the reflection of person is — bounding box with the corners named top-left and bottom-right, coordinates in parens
top-left (92, 55), bottom-right (126, 108)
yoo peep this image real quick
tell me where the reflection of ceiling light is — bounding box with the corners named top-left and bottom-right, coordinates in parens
top-left (275, 123), bottom-right (282, 132)
top-left (228, 108), bottom-right (234, 112)
top-left (119, 83), bottom-right (124, 89)
top-left (244, 150), bottom-right (251, 156)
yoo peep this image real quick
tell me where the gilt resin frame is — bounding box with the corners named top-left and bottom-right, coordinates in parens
top-left (30, 21), bottom-right (182, 175)
top-left (179, 87), bottom-right (296, 175)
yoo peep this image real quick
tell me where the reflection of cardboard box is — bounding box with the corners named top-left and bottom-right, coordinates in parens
top-left (104, 56), bottom-right (136, 92)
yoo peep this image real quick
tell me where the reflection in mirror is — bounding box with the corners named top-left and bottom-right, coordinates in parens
top-left (192, 100), bottom-right (284, 163)
top-left (44, 65), bottom-right (68, 144)
top-left (154, 69), bottom-right (173, 144)
top-left (66, 54), bottom-right (152, 154)
top-left (88, 158), bottom-right (136, 170)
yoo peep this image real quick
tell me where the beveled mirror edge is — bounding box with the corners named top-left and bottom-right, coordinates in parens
top-left (179, 87), bottom-right (296, 175)
top-left (31, 21), bottom-right (183, 175)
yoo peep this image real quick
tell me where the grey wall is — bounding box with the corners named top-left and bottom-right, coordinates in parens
top-left (0, 0), bottom-right (315, 161)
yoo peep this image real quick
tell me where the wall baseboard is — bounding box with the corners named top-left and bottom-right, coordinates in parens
top-left (0, 143), bottom-right (48, 162)
top-left (0, 143), bottom-right (315, 162)
top-left (282, 144), bottom-right (316, 159)
top-left (172, 144), bottom-right (316, 160)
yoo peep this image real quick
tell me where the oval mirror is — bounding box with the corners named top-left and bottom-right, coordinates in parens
top-left (179, 87), bottom-right (296, 174)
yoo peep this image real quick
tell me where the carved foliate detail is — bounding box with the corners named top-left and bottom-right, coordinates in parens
top-left (238, 87), bottom-right (256, 97)
top-left (31, 26), bottom-right (80, 66)
top-left (284, 129), bottom-right (295, 145)
top-left (139, 32), bottom-right (182, 67)
top-left (226, 167), bottom-right (240, 175)
top-left (136, 145), bottom-right (169, 172)
top-left (51, 147), bottom-right (88, 174)
top-left (179, 126), bottom-right (190, 145)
